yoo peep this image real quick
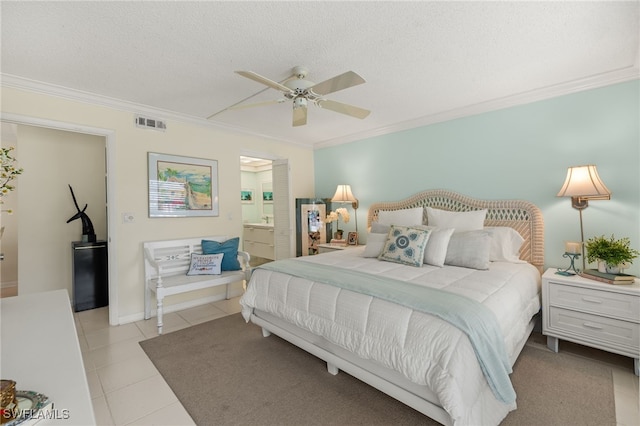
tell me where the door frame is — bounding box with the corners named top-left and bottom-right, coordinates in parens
top-left (1, 113), bottom-right (119, 325)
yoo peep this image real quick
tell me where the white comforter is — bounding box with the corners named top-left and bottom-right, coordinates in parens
top-left (240, 248), bottom-right (541, 425)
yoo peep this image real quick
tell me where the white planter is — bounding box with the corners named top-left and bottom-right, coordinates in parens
top-left (598, 260), bottom-right (607, 273)
top-left (605, 264), bottom-right (621, 274)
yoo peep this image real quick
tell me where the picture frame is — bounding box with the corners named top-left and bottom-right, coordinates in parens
top-left (262, 191), bottom-right (273, 203)
top-left (347, 232), bottom-right (358, 245)
top-left (241, 188), bottom-right (254, 204)
top-left (262, 182), bottom-right (273, 204)
top-left (148, 152), bottom-right (219, 217)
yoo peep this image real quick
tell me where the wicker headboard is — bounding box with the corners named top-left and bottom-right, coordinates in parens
top-left (367, 189), bottom-right (544, 272)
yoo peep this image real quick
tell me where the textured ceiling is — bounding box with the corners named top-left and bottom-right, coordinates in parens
top-left (1, 1), bottom-right (638, 148)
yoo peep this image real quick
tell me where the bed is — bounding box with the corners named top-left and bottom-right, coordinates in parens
top-left (240, 189), bottom-right (544, 425)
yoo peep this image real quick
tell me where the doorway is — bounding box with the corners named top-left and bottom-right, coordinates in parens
top-left (1, 113), bottom-right (118, 325)
top-left (239, 153), bottom-right (292, 261)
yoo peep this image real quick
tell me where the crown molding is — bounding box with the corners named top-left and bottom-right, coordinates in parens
top-left (0, 73), bottom-right (312, 150)
top-left (314, 66), bottom-right (640, 150)
top-left (3, 66), bottom-right (637, 151)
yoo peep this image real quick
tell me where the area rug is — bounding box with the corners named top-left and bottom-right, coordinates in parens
top-left (140, 314), bottom-right (617, 426)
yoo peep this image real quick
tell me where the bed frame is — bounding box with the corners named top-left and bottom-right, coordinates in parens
top-left (249, 190), bottom-right (544, 425)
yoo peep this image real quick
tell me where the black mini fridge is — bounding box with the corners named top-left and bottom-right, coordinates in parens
top-left (72, 241), bottom-right (108, 312)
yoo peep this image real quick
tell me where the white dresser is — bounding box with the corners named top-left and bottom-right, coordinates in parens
top-left (542, 268), bottom-right (640, 376)
top-left (0, 290), bottom-right (96, 424)
top-left (243, 224), bottom-right (275, 260)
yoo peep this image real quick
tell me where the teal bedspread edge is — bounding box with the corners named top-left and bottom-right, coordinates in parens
top-left (257, 258), bottom-right (516, 404)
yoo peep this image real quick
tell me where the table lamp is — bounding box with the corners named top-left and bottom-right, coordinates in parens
top-left (557, 165), bottom-right (611, 272)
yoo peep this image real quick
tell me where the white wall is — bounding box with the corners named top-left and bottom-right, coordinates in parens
top-left (314, 80), bottom-right (640, 275)
top-left (1, 86), bottom-right (315, 324)
top-left (17, 125), bottom-right (106, 295)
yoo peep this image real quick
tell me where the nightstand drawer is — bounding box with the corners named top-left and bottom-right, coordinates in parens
top-left (549, 307), bottom-right (640, 350)
top-left (548, 282), bottom-right (640, 321)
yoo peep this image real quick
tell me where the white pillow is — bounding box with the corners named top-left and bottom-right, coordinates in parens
top-left (486, 227), bottom-right (525, 263)
top-left (426, 207), bottom-right (487, 232)
top-left (377, 207), bottom-right (423, 227)
top-left (362, 232), bottom-right (388, 258)
top-left (370, 222), bottom-right (391, 234)
top-left (418, 226), bottom-right (455, 267)
top-left (187, 253), bottom-right (224, 275)
top-left (444, 230), bottom-right (491, 270)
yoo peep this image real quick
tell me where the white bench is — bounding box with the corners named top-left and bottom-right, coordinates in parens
top-left (144, 236), bottom-right (251, 334)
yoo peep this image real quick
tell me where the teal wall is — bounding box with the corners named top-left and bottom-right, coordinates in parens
top-left (314, 80), bottom-right (640, 274)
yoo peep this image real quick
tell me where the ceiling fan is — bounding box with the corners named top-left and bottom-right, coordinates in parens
top-left (214, 66), bottom-right (370, 127)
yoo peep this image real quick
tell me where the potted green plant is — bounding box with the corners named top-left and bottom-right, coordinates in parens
top-left (585, 234), bottom-right (640, 273)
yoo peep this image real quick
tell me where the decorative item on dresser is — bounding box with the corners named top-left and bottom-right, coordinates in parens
top-left (542, 268), bottom-right (640, 376)
top-left (557, 241), bottom-right (581, 276)
top-left (556, 164), bottom-right (611, 272)
top-left (584, 234), bottom-right (640, 274)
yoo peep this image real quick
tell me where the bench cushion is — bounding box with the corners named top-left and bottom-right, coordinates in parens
top-left (202, 238), bottom-right (241, 271)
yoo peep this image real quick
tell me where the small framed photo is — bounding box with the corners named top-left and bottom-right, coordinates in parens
top-left (347, 232), bottom-right (358, 245)
top-left (241, 189), bottom-right (254, 204)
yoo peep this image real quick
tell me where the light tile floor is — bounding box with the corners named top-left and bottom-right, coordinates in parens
top-left (76, 298), bottom-right (242, 425)
top-left (76, 299), bottom-right (639, 426)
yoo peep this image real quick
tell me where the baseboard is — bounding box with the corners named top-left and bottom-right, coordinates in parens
top-left (118, 286), bottom-right (245, 325)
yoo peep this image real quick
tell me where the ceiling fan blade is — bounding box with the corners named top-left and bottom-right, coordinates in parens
top-left (317, 99), bottom-right (370, 119)
top-left (310, 71), bottom-right (366, 96)
top-left (292, 104), bottom-right (308, 127)
top-left (235, 70), bottom-right (292, 93)
top-left (227, 99), bottom-right (286, 111)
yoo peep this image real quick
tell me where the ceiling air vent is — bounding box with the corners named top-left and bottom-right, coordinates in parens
top-left (135, 115), bottom-right (166, 131)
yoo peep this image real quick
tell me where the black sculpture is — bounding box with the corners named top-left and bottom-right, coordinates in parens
top-left (67, 184), bottom-right (96, 243)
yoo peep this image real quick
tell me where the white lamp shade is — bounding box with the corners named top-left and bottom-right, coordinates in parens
top-left (331, 184), bottom-right (357, 203)
top-left (557, 165), bottom-right (611, 199)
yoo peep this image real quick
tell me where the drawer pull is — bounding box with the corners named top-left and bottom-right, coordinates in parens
top-left (582, 322), bottom-right (603, 330)
top-left (581, 296), bottom-right (603, 304)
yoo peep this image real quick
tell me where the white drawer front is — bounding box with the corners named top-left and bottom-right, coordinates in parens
top-left (549, 307), bottom-right (639, 351)
top-left (243, 227), bottom-right (274, 245)
top-left (243, 240), bottom-right (275, 260)
top-left (549, 282), bottom-right (640, 322)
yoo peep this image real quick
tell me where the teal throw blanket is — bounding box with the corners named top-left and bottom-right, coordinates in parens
top-left (258, 259), bottom-right (516, 404)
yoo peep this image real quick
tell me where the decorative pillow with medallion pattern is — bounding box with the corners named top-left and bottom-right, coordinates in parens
top-left (378, 225), bottom-right (431, 267)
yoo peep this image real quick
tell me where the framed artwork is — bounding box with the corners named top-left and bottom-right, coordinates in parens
top-left (148, 152), bottom-right (219, 217)
top-left (262, 182), bottom-right (273, 204)
top-left (347, 232), bottom-right (359, 245)
top-left (241, 189), bottom-right (254, 204)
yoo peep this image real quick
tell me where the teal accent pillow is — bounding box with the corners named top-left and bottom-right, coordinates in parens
top-left (378, 225), bottom-right (431, 267)
top-left (202, 238), bottom-right (241, 271)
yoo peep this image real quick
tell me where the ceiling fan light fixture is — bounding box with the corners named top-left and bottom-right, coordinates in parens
top-left (293, 97), bottom-right (307, 109)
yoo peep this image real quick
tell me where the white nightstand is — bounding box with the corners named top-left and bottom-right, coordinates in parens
top-left (317, 243), bottom-right (359, 254)
top-left (542, 268), bottom-right (640, 376)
